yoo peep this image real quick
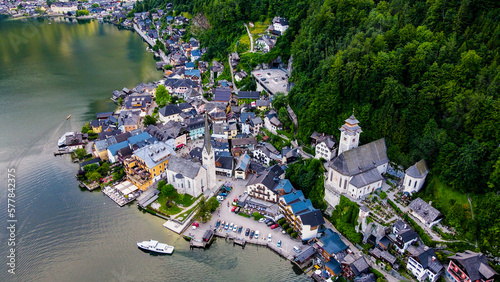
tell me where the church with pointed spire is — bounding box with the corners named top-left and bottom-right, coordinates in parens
top-left (324, 113), bottom-right (389, 203)
top-left (202, 114), bottom-right (216, 190)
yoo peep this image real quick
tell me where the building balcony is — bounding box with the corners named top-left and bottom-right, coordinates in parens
top-left (447, 265), bottom-right (469, 282)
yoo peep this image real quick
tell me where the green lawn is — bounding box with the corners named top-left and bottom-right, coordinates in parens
top-left (155, 193), bottom-right (195, 216)
top-left (249, 22), bottom-right (268, 37)
top-left (418, 175), bottom-right (469, 215)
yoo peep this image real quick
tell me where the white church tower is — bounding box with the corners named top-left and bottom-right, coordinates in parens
top-left (202, 114), bottom-right (216, 191)
top-left (338, 112), bottom-right (362, 156)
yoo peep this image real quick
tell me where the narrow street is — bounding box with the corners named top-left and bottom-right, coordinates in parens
top-left (243, 23), bottom-right (254, 52)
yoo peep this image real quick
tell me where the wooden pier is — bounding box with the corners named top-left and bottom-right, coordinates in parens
top-left (233, 238), bottom-right (246, 247)
top-left (54, 149), bottom-right (72, 156)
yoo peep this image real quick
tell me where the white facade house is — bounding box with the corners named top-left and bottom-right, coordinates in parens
top-left (253, 143), bottom-right (280, 166)
top-left (158, 105), bottom-right (183, 123)
top-left (272, 17), bottom-right (289, 34)
top-left (264, 112), bottom-right (282, 134)
top-left (403, 159), bottom-right (429, 194)
top-left (408, 198), bottom-right (444, 228)
top-left (50, 2), bottom-right (77, 13)
top-left (406, 247), bottom-right (443, 282)
top-left (315, 136), bottom-right (336, 161)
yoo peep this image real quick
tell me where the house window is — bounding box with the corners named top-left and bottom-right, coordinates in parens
top-left (414, 181), bottom-right (417, 188)
top-left (408, 179), bottom-right (412, 187)
top-left (339, 178), bottom-right (342, 188)
top-left (344, 179), bottom-right (347, 190)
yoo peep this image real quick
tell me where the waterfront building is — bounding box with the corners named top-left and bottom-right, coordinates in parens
top-left (278, 190), bottom-right (325, 241)
top-left (124, 141), bottom-right (174, 191)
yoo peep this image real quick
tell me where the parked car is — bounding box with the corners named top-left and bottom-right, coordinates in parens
top-left (277, 240), bottom-right (281, 248)
top-left (254, 230), bottom-right (259, 240)
top-left (237, 226), bottom-right (243, 233)
top-left (220, 192), bottom-right (227, 196)
top-left (231, 206), bottom-right (237, 212)
top-left (245, 228), bottom-right (250, 236)
top-left (249, 230), bottom-right (255, 238)
top-left (229, 223), bottom-right (234, 231)
top-left (264, 218), bottom-right (272, 224)
top-left (258, 218), bottom-right (266, 223)
top-left (215, 220), bottom-right (221, 228)
top-left (281, 230), bottom-right (287, 234)
top-left (224, 223), bottom-right (229, 230)
top-left (233, 225), bottom-right (238, 232)
top-left (266, 221), bottom-right (275, 227)
top-left (220, 220), bottom-right (225, 228)
top-left (293, 246), bottom-right (300, 253)
top-left (270, 224), bottom-right (278, 229)
top-left (268, 233), bottom-right (272, 242)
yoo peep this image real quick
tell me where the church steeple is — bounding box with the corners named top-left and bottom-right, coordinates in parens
top-left (202, 113), bottom-right (216, 190)
top-left (203, 113), bottom-right (211, 154)
top-left (338, 112), bottom-right (362, 155)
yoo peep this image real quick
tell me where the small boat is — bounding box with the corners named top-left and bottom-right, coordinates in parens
top-left (66, 114), bottom-right (71, 120)
top-left (137, 240), bottom-right (174, 254)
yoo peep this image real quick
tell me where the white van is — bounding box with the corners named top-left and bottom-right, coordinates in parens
top-left (293, 246), bottom-right (301, 253)
top-left (254, 230), bottom-right (259, 240)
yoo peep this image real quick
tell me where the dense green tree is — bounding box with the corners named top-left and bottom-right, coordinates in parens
top-left (155, 85), bottom-right (170, 107)
top-left (75, 148), bottom-right (87, 160)
top-left (143, 115), bottom-right (157, 127)
top-left (86, 171), bottom-right (101, 182)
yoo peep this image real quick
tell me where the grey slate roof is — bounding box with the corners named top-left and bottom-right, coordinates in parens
top-left (349, 168), bottom-right (384, 188)
top-left (406, 159), bottom-right (429, 178)
top-left (133, 141), bottom-right (175, 168)
top-left (370, 248), bottom-right (396, 264)
top-left (159, 104), bottom-right (182, 117)
top-left (299, 209), bottom-right (325, 227)
top-left (330, 138), bottom-right (388, 176)
top-left (351, 256), bottom-right (371, 276)
top-left (408, 198), bottom-right (444, 224)
top-left (215, 155), bottom-right (233, 170)
top-left (166, 155), bottom-right (201, 179)
top-left (417, 248), bottom-right (443, 274)
top-left (449, 251), bottom-right (497, 281)
top-left (237, 91), bottom-right (260, 100)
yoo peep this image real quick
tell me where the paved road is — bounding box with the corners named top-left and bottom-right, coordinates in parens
top-left (188, 176), bottom-right (301, 259)
top-left (243, 23), bottom-right (254, 52)
top-left (228, 54), bottom-right (238, 92)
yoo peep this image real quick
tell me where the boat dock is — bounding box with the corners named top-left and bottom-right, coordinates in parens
top-left (81, 181), bottom-right (100, 191)
top-left (102, 185), bottom-right (137, 207)
top-left (54, 148), bottom-right (72, 156)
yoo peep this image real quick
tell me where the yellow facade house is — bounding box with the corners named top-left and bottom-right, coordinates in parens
top-left (124, 141), bottom-right (175, 191)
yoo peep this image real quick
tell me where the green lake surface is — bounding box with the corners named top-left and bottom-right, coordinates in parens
top-left (0, 18), bottom-right (306, 281)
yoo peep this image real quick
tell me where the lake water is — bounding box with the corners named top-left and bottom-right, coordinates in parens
top-left (0, 18), bottom-right (306, 281)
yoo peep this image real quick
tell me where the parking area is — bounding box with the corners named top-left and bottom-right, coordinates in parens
top-left (187, 175), bottom-right (302, 259)
top-left (251, 69), bottom-right (289, 95)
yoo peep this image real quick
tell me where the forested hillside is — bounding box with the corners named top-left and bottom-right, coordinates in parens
top-left (133, 0), bottom-right (500, 255)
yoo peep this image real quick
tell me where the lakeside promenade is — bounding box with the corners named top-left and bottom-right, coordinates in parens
top-left (133, 23), bottom-right (169, 63)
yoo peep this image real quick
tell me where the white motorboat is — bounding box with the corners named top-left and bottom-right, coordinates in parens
top-left (137, 240), bottom-right (174, 254)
